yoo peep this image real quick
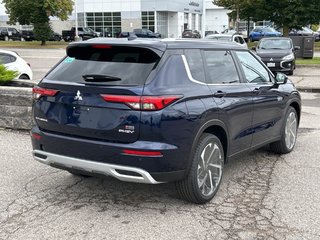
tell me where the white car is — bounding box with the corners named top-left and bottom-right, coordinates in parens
top-left (205, 34), bottom-right (248, 48)
top-left (0, 49), bottom-right (33, 80)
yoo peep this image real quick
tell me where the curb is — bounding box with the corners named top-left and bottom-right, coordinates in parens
top-left (297, 87), bottom-right (320, 93)
top-left (296, 64), bottom-right (320, 68)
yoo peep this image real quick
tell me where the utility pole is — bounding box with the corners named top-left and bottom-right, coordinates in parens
top-left (236, 4), bottom-right (239, 32)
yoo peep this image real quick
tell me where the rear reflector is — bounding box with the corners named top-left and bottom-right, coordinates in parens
top-left (31, 133), bottom-right (42, 140)
top-left (101, 95), bottom-right (182, 111)
top-left (32, 87), bottom-right (59, 100)
top-left (122, 150), bottom-right (163, 157)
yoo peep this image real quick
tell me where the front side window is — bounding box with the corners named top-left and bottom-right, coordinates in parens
top-left (235, 51), bottom-right (272, 84)
top-left (204, 50), bottom-right (240, 84)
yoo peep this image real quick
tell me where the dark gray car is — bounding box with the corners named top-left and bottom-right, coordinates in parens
top-left (253, 37), bottom-right (300, 75)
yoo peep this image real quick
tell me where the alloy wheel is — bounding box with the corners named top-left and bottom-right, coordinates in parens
top-left (285, 111), bottom-right (297, 150)
top-left (197, 142), bottom-right (223, 197)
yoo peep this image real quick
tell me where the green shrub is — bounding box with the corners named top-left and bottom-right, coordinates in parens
top-left (0, 64), bottom-right (19, 85)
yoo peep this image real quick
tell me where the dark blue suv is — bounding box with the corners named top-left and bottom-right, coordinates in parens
top-left (31, 38), bottom-right (301, 204)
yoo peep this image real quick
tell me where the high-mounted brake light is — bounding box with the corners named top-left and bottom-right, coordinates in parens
top-left (91, 45), bottom-right (112, 49)
top-left (32, 87), bottom-right (59, 100)
top-left (101, 95), bottom-right (182, 111)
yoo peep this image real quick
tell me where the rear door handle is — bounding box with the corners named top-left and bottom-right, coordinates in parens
top-left (213, 91), bottom-right (226, 98)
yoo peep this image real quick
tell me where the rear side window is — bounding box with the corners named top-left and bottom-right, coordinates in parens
top-left (204, 50), bottom-right (240, 84)
top-left (46, 46), bottom-right (160, 85)
top-left (184, 49), bottom-right (205, 83)
top-left (0, 54), bottom-right (16, 64)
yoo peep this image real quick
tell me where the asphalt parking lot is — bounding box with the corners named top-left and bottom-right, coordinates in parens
top-left (1, 92), bottom-right (320, 240)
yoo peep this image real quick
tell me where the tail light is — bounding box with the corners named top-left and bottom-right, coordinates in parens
top-left (32, 87), bottom-right (59, 100)
top-left (101, 95), bottom-right (182, 111)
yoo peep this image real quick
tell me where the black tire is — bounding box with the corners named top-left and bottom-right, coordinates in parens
top-left (175, 133), bottom-right (224, 204)
top-left (270, 106), bottom-right (298, 154)
top-left (288, 63), bottom-right (295, 75)
top-left (19, 74), bottom-right (30, 80)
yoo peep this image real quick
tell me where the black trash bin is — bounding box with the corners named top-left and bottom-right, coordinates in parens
top-left (302, 37), bottom-right (314, 59)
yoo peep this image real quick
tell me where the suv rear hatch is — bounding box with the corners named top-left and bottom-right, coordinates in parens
top-left (33, 41), bottom-right (164, 143)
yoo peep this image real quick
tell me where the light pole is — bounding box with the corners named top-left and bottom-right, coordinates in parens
top-left (74, 0), bottom-right (80, 41)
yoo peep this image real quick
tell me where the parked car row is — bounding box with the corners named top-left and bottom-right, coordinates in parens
top-left (118, 29), bottom-right (161, 39)
top-left (0, 27), bottom-right (23, 41)
top-left (289, 27), bottom-right (320, 42)
top-left (0, 27), bottom-right (62, 42)
top-left (249, 27), bottom-right (282, 42)
top-left (62, 27), bottom-right (100, 42)
top-left (21, 30), bottom-right (62, 42)
top-left (182, 29), bottom-right (201, 38)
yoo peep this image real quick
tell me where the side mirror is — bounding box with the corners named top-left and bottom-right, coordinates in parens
top-left (294, 46), bottom-right (300, 51)
top-left (275, 72), bottom-right (288, 84)
top-left (252, 46), bottom-right (256, 51)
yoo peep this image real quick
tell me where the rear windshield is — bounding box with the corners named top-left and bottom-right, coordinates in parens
top-left (45, 46), bottom-right (160, 85)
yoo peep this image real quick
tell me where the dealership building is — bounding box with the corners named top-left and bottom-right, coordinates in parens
top-left (0, 0), bottom-right (229, 38)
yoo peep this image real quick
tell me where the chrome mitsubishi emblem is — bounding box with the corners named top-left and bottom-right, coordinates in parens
top-left (269, 58), bottom-right (274, 61)
top-left (74, 90), bottom-right (83, 101)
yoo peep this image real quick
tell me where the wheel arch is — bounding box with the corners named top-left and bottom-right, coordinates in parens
top-left (289, 101), bottom-right (301, 126)
top-left (186, 120), bottom-right (230, 174)
top-left (287, 95), bottom-right (301, 126)
top-left (18, 73), bottom-right (30, 80)
top-left (203, 125), bottom-right (229, 163)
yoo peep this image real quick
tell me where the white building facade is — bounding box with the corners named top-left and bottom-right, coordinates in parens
top-left (0, 0), bottom-right (229, 37)
top-left (205, 1), bottom-right (229, 33)
top-left (75, 0), bottom-right (204, 38)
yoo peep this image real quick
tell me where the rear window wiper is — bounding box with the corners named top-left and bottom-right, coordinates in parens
top-left (82, 74), bottom-right (122, 82)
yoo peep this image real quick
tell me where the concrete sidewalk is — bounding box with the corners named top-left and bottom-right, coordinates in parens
top-left (290, 65), bottom-right (320, 92)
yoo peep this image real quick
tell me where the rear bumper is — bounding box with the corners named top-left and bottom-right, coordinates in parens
top-left (31, 126), bottom-right (188, 183)
top-left (33, 150), bottom-right (162, 184)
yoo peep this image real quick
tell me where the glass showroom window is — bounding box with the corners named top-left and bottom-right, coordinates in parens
top-left (85, 12), bottom-right (121, 37)
top-left (192, 14), bottom-right (196, 30)
top-left (157, 12), bottom-right (168, 38)
top-left (142, 11), bottom-right (155, 32)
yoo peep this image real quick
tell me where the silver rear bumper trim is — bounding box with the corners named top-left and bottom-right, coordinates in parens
top-left (32, 150), bottom-right (162, 184)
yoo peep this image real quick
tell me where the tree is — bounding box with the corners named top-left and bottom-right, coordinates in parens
top-left (213, 0), bottom-right (320, 36)
top-left (3, 0), bottom-right (73, 45)
top-left (213, 0), bottom-right (264, 34)
top-left (259, 0), bottom-right (320, 36)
